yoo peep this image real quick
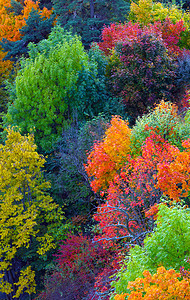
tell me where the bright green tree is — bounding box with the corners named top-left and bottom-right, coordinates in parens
top-left (5, 27), bottom-right (121, 152)
top-left (5, 33), bottom-right (90, 151)
top-left (0, 127), bottom-right (65, 299)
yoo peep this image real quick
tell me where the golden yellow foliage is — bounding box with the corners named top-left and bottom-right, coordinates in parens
top-left (0, 127), bottom-right (64, 298)
top-left (130, 0), bottom-right (190, 28)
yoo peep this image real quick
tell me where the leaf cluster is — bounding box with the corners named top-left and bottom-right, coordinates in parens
top-left (110, 204), bottom-right (190, 297)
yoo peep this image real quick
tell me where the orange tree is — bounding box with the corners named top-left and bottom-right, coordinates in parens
top-left (92, 132), bottom-right (174, 248)
top-left (92, 133), bottom-right (190, 248)
top-left (115, 266), bottom-right (190, 300)
top-left (85, 115), bottom-right (131, 193)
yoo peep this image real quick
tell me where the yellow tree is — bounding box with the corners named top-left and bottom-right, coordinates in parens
top-left (0, 127), bottom-right (64, 299)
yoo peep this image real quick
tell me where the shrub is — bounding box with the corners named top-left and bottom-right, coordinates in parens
top-left (109, 33), bottom-right (179, 121)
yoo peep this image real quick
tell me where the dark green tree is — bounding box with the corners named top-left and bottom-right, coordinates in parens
top-left (5, 0), bottom-right (24, 16)
top-left (52, 0), bottom-right (130, 47)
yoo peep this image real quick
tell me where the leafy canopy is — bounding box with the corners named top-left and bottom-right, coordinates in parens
top-left (0, 127), bottom-right (65, 298)
top-left (5, 32), bottom-right (89, 151)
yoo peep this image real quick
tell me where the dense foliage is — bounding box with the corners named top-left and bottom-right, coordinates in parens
top-left (52, 0), bottom-right (130, 47)
top-left (116, 266), bottom-right (190, 299)
top-left (0, 0), bottom-right (190, 299)
top-left (110, 204), bottom-right (190, 298)
top-left (0, 127), bottom-right (66, 298)
top-left (109, 33), bottom-right (179, 120)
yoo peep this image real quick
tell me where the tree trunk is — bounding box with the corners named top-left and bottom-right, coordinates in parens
top-left (90, 0), bottom-right (94, 18)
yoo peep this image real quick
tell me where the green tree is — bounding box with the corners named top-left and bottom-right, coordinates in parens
top-left (5, 27), bottom-right (122, 152)
top-left (0, 127), bottom-right (65, 299)
top-left (52, 0), bottom-right (130, 47)
top-left (5, 32), bottom-right (90, 151)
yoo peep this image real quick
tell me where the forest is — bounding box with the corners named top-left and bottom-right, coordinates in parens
top-left (0, 0), bottom-right (190, 299)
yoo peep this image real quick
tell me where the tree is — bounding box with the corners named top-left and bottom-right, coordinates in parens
top-left (130, 101), bottom-right (190, 156)
top-left (5, 32), bottom-right (90, 151)
top-left (0, 7), bottom-right (55, 61)
top-left (129, 0), bottom-right (190, 51)
top-left (0, 0), bottom-right (53, 62)
top-left (85, 115), bottom-right (131, 193)
top-left (52, 0), bottom-right (130, 47)
top-left (92, 133), bottom-right (172, 248)
top-left (46, 114), bottom-right (109, 218)
top-left (120, 266), bottom-right (190, 300)
top-left (156, 138), bottom-right (190, 202)
top-left (98, 19), bottom-right (186, 57)
top-left (86, 117), bottom-right (190, 247)
top-left (5, 27), bottom-right (120, 152)
top-left (0, 127), bottom-right (65, 299)
top-left (108, 33), bottom-right (180, 120)
top-left (0, 0), bottom-right (53, 124)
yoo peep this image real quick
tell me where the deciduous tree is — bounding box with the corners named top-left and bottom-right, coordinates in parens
top-left (85, 116), bottom-right (131, 193)
top-left (0, 127), bottom-right (65, 299)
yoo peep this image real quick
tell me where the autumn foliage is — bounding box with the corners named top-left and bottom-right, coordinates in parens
top-left (0, 0), bottom-right (52, 42)
top-left (115, 266), bottom-right (190, 300)
top-left (0, 127), bottom-right (64, 298)
top-left (0, 0), bottom-right (53, 77)
top-left (38, 233), bottom-right (123, 300)
top-left (92, 132), bottom-right (173, 247)
top-left (85, 116), bottom-right (131, 193)
top-left (98, 19), bottom-right (186, 57)
top-left (156, 138), bottom-right (190, 201)
top-left (85, 108), bottom-right (190, 247)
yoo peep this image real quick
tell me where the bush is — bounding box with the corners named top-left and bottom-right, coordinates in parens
top-left (109, 33), bottom-right (179, 121)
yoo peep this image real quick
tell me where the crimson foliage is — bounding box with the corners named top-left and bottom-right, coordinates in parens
top-left (37, 233), bottom-right (122, 299)
top-left (110, 33), bottom-right (179, 120)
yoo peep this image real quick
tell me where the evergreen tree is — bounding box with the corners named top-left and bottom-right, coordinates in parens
top-left (52, 0), bottom-right (130, 47)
